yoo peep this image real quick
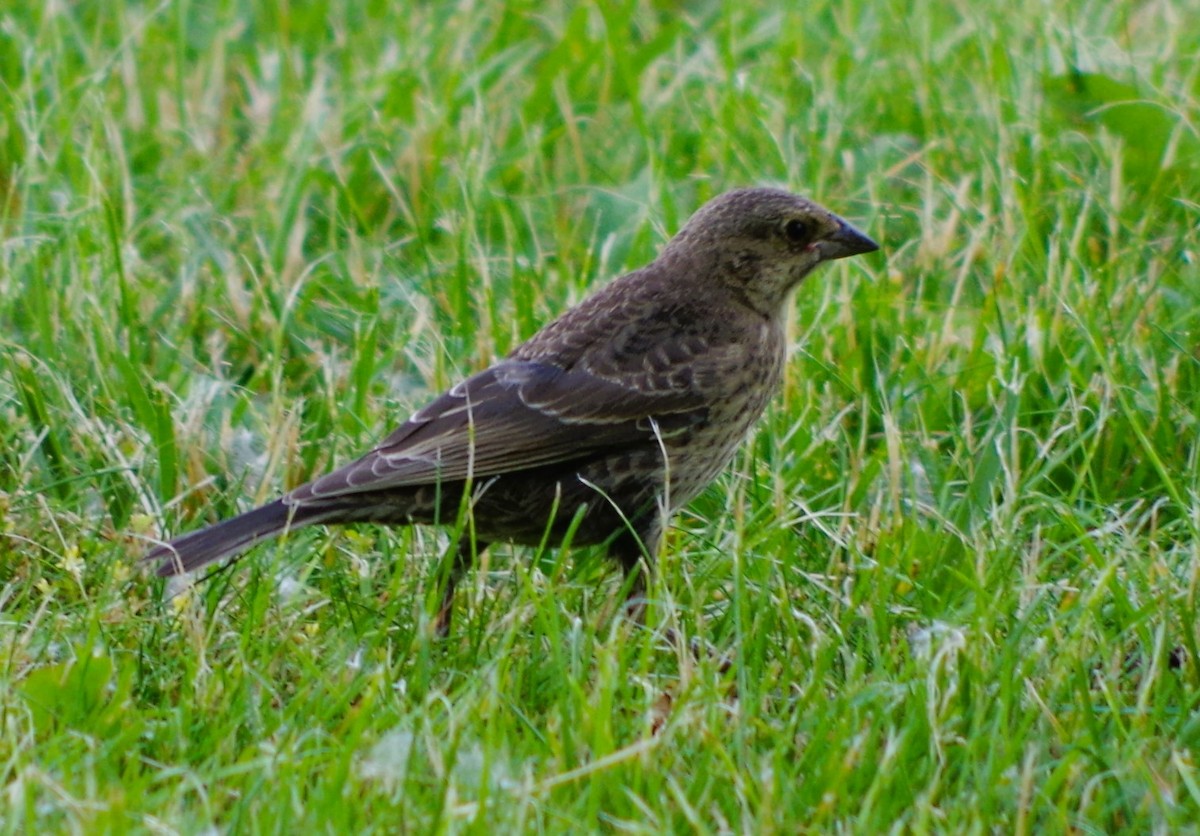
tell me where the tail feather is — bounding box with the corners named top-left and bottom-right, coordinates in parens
top-left (146, 500), bottom-right (305, 576)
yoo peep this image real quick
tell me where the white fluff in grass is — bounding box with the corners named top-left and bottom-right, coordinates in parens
top-left (358, 728), bottom-right (417, 791)
top-left (358, 727), bottom-right (516, 796)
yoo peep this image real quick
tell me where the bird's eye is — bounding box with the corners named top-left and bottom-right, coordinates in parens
top-left (782, 218), bottom-right (810, 244)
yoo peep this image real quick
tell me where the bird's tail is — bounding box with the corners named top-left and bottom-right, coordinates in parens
top-left (145, 499), bottom-right (311, 576)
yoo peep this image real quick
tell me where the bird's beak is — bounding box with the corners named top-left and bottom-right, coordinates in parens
top-left (817, 218), bottom-right (879, 261)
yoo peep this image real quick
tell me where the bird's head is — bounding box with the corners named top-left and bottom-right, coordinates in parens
top-left (663, 187), bottom-right (878, 316)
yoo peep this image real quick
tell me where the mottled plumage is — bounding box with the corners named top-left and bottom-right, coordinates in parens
top-left (145, 188), bottom-right (878, 631)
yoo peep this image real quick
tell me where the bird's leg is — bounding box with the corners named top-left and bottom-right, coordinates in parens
top-left (611, 525), bottom-right (732, 673)
top-left (432, 538), bottom-right (489, 637)
top-left (622, 561), bottom-right (650, 625)
top-left (608, 525), bottom-right (657, 626)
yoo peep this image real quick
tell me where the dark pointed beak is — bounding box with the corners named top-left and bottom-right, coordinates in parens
top-left (818, 218), bottom-right (879, 261)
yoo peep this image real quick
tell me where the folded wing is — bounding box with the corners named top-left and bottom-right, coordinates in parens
top-left (288, 357), bottom-right (712, 503)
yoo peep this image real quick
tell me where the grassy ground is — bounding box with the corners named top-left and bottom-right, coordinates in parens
top-left (3, 0), bottom-right (1199, 831)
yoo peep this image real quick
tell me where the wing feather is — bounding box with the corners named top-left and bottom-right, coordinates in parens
top-left (287, 350), bottom-right (728, 503)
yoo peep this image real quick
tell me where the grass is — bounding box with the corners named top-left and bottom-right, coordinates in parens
top-left (3, 0), bottom-right (1199, 831)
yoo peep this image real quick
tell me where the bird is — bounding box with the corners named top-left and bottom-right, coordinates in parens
top-left (145, 187), bottom-right (878, 633)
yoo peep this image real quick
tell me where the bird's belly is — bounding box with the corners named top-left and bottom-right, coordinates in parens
top-left (662, 387), bottom-right (771, 510)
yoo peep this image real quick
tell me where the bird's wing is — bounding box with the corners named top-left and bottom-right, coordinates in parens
top-left (288, 352), bottom-right (728, 502)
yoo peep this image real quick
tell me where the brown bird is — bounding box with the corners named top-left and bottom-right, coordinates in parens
top-left (146, 188), bottom-right (877, 632)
